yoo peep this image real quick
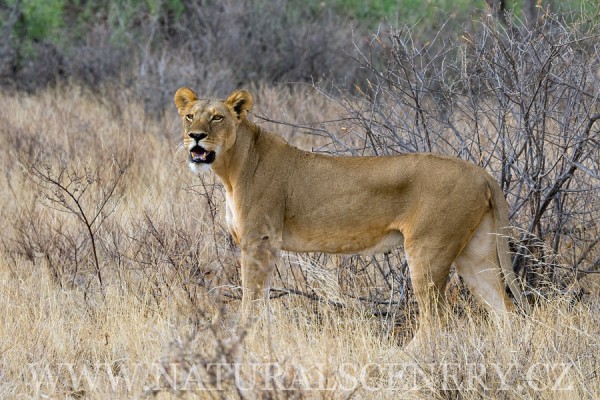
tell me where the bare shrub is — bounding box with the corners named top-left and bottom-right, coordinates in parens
top-left (11, 150), bottom-right (130, 294)
top-left (0, 86), bottom-right (133, 297)
top-left (130, 0), bottom-right (363, 114)
top-left (0, 0), bottom-right (362, 115)
top-left (119, 182), bottom-right (241, 308)
top-left (321, 11), bottom-right (600, 299)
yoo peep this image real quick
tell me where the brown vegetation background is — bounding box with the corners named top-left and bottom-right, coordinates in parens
top-left (0, 1), bottom-right (599, 398)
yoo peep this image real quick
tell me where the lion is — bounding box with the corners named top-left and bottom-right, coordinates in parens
top-left (174, 87), bottom-right (530, 339)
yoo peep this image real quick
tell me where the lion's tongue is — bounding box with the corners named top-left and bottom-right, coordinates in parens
top-left (191, 149), bottom-right (207, 161)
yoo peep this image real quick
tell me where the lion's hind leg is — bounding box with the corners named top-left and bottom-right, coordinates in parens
top-left (454, 211), bottom-right (515, 315)
top-left (404, 242), bottom-right (458, 347)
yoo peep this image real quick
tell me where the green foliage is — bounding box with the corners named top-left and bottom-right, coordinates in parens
top-left (15, 0), bottom-right (65, 42)
top-left (505, 0), bottom-right (595, 17)
top-left (326, 0), bottom-right (596, 26)
top-left (1, 0), bottom-right (598, 96)
top-left (333, 0), bottom-right (398, 21)
top-left (6, 0), bottom-right (186, 46)
top-left (330, 0), bottom-right (476, 24)
top-left (4, 0), bottom-right (597, 47)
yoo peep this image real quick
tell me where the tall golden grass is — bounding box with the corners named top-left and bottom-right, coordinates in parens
top-left (0, 85), bottom-right (598, 398)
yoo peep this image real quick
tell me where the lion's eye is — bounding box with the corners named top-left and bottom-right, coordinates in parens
top-left (185, 114), bottom-right (194, 122)
top-left (212, 115), bottom-right (224, 122)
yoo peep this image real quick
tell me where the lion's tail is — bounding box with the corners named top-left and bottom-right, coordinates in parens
top-left (488, 176), bottom-right (531, 314)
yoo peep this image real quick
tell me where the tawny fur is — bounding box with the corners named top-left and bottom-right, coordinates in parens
top-left (174, 87), bottom-right (529, 338)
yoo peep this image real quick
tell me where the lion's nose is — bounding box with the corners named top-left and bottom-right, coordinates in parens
top-left (189, 132), bottom-right (207, 141)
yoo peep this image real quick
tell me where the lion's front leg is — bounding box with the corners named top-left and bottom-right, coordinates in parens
top-left (239, 235), bottom-right (280, 321)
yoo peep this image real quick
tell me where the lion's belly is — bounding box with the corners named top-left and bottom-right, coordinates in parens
top-left (281, 228), bottom-right (404, 255)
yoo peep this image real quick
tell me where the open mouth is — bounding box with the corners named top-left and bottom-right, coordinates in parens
top-left (189, 145), bottom-right (216, 164)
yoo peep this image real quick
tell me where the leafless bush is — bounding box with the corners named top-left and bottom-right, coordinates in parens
top-left (1, 0), bottom-right (362, 115)
top-left (5, 147), bottom-right (130, 295)
top-left (131, 0), bottom-right (362, 114)
top-left (321, 11), bottom-right (600, 298)
top-left (119, 197), bottom-right (240, 307)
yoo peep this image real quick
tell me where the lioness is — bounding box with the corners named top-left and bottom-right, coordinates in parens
top-left (174, 87), bottom-right (529, 336)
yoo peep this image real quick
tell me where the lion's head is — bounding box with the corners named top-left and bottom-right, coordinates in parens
top-left (174, 87), bottom-right (253, 172)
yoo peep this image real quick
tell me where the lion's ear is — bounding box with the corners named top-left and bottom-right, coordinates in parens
top-left (174, 87), bottom-right (198, 116)
top-left (225, 90), bottom-right (253, 120)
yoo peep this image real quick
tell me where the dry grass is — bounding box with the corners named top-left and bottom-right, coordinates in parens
top-left (0, 85), bottom-right (599, 398)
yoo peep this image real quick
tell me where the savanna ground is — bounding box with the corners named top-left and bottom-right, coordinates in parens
top-left (1, 2), bottom-right (600, 399)
top-left (1, 82), bottom-right (599, 399)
